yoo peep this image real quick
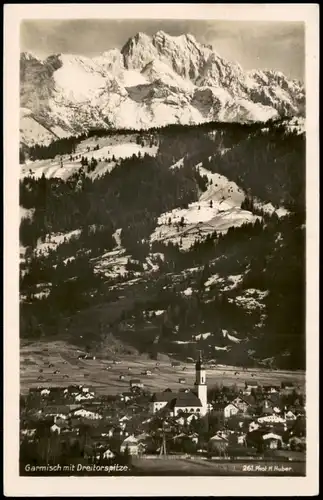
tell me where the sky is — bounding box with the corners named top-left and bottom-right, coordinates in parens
top-left (20, 19), bottom-right (305, 81)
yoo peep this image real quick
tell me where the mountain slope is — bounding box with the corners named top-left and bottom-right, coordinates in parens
top-left (19, 120), bottom-right (305, 370)
top-left (20, 31), bottom-right (305, 145)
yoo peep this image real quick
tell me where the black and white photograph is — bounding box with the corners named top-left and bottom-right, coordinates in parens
top-left (4, 3), bottom-right (319, 497)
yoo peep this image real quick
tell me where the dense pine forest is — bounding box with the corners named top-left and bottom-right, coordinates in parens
top-left (19, 120), bottom-right (306, 370)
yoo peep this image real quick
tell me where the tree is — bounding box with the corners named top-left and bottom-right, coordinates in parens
top-left (122, 446), bottom-right (132, 466)
top-left (19, 149), bottom-right (26, 164)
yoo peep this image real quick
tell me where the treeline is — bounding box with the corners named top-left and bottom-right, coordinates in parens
top-left (27, 136), bottom-right (81, 161)
top-left (130, 212), bottom-right (305, 368)
top-left (20, 116), bottom-right (299, 163)
top-left (19, 152), bottom-right (204, 248)
top-left (205, 127), bottom-right (306, 211)
top-left (19, 121), bottom-right (305, 368)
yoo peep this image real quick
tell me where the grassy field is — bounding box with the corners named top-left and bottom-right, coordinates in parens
top-left (20, 339), bottom-right (305, 395)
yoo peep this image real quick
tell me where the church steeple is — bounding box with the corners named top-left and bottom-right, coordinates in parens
top-left (195, 351), bottom-right (208, 415)
top-left (195, 350), bottom-right (204, 372)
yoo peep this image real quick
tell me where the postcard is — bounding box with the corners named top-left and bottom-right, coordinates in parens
top-left (3, 3), bottom-right (319, 497)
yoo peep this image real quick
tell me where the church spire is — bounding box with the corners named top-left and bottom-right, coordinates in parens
top-left (196, 350), bottom-right (203, 371)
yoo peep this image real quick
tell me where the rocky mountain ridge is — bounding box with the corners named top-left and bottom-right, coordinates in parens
top-left (20, 31), bottom-right (305, 146)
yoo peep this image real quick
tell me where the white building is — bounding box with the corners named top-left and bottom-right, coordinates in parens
top-left (150, 353), bottom-right (208, 416)
top-left (102, 449), bottom-right (115, 460)
top-left (258, 414), bottom-right (285, 425)
top-left (223, 403), bottom-right (240, 419)
top-left (73, 408), bottom-right (102, 420)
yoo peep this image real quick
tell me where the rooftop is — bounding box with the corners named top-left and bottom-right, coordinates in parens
top-left (171, 391), bottom-right (202, 409)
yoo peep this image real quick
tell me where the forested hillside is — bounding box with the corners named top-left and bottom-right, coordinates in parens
top-left (19, 119), bottom-right (306, 369)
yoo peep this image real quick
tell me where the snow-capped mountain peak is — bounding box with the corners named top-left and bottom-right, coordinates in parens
top-left (20, 30), bottom-right (305, 146)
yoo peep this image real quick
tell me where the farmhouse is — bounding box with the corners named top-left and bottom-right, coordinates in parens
top-left (262, 432), bottom-right (283, 450)
top-left (243, 382), bottom-right (259, 395)
top-left (120, 392), bottom-right (133, 403)
top-left (40, 389), bottom-right (51, 397)
top-left (130, 379), bottom-right (144, 389)
top-left (231, 396), bottom-right (251, 413)
top-left (285, 410), bottom-right (297, 421)
top-left (263, 385), bottom-right (280, 394)
top-left (258, 414), bottom-right (285, 425)
top-left (223, 403), bottom-right (240, 419)
top-left (120, 435), bottom-right (145, 456)
top-left (102, 448), bottom-right (115, 460)
top-left (50, 423), bottom-right (61, 434)
top-left (72, 408), bottom-right (102, 420)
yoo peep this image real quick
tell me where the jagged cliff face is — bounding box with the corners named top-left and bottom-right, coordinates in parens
top-left (20, 31), bottom-right (305, 145)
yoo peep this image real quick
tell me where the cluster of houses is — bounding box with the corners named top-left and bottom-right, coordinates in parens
top-left (20, 356), bottom-right (305, 461)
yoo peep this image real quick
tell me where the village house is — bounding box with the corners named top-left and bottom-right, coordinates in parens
top-left (223, 403), bottom-right (240, 419)
top-left (63, 385), bottom-right (80, 396)
top-left (42, 405), bottom-right (71, 421)
top-left (237, 433), bottom-right (247, 446)
top-left (120, 392), bottom-right (133, 403)
top-left (75, 392), bottom-right (95, 402)
top-left (249, 420), bottom-right (260, 433)
top-left (281, 382), bottom-right (295, 391)
top-left (50, 423), bottom-right (61, 434)
top-left (101, 429), bottom-right (115, 439)
top-left (120, 435), bottom-right (145, 455)
top-left (284, 410), bottom-right (297, 421)
top-left (175, 412), bottom-right (199, 426)
top-left (129, 379), bottom-right (144, 389)
top-left (102, 448), bottom-right (115, 460)
top-left (72, 408), bottom-right (102, 420)
top-left (262, 432), bottom-right (283, 450)
top-left (258, 414), bottom-right (286, 425)
top-left (40, 388), bottom-right (51, 397)
top-left (231, 396), bottom-right (251, 413)
top-left (263, 385), bottom-right (280, 394)
top-left (243, 382), bottom-right (259, 395)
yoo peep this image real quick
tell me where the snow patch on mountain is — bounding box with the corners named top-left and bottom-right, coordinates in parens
top-left (20, 135), bottom-right (158, 180)
top-left (150, 166), bottom-right (260, 250)
top-left (20, 207), bottom-right (35, 221)
top-left (222, 329), bottom-right (242, 343)
top-left (92, 248), bottom-right (130, 279)
top-left (194, 332), bottom-right (212, 341)
top-left (254, 199), bottom-right (290, 218)
top-left (35, 229), bottom-right (81, 257)
top-left (20, 31), bottom-right (305, 146)
top-left (229, 288), bottom-right (269, 311)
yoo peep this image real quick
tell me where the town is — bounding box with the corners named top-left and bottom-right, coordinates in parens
top-left (20, 353), bottom-right (306, 476)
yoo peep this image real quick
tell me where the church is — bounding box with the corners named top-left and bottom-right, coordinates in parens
top-left (150, 353), bottom-right (208, 416)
